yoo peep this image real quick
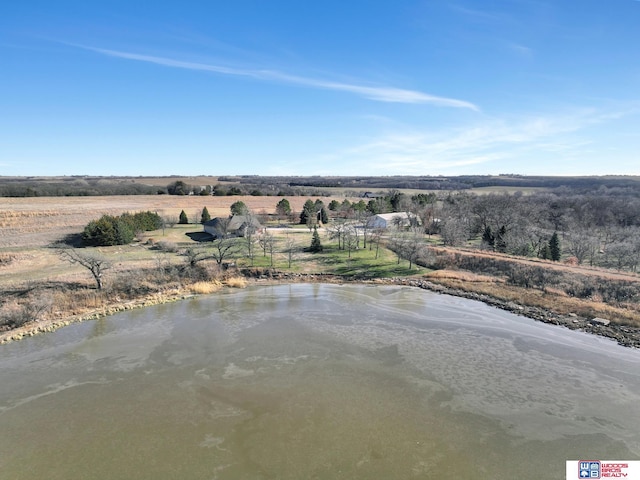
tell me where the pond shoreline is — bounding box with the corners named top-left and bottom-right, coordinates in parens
top-left (2, 272), bottom-right (639, 349)
top-left (262, 272), bottom-right (640, 348)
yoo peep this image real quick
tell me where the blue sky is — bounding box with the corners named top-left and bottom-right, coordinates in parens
top-left (1, 0), bottom-right (639, 177)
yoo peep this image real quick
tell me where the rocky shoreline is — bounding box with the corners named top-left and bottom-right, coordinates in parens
top-left (393, 277), bottom-right (640, 349)
top-left (247, 271), bottom-right (640, 349)
top-left (2, 271), bottom-right (639, 349)
top-left (0, 290), bottom-right (195, 344)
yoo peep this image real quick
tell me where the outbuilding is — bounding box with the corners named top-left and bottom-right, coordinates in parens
top-left (367, 212), bottom-right (419, 229)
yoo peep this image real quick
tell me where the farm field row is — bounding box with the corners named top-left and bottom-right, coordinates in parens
top-left (0, 195), bottom-right (343, 249)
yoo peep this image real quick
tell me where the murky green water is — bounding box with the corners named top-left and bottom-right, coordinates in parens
top-left (1, 284), bottom-right (639, 479)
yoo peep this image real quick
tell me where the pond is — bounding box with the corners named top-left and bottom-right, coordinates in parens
top-left (1, 284), bottom-right (639, 479)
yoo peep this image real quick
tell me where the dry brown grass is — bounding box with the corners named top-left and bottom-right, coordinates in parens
top-left (50, 289), bottom-right (105, 316)
top-left (0, 252), bottom-right (17, 266)
top-left (430, 245), bottom-right (640, 282)
top-left (189, 280), bottom-right (223, 294)
top-left (224, 277), bottom-right (247, 288)
top-left (427, 271), bottom-right (640, 327)
top-left (426, 269), bottom-right (502, 284)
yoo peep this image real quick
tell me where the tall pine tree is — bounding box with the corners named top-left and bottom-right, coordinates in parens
top-left (309, 226), bottom-right (323, 252)
top-left (201, 207), bottom-right (211, 224)
top-left (549, 232), bottom-right (561, 261)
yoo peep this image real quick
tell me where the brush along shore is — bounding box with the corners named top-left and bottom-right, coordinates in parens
top-left (2, 268), bottom-right (639, 349)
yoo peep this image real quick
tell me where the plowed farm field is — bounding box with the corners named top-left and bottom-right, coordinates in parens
top-left (0, 195), bottom-right (313, 249)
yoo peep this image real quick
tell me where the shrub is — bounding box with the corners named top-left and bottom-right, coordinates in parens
top-left (109, 271), bottom-right (154, 297)
top-left (82, 211), bottom-right (163, 246)
top-left (0, 295), bottom-right (51, 330)
top-left (225, 277), bottom-right (247, 288)
top-left (82, 215), bottom-right (133, 246)
top-left (190, 281), bottom-right (223, 294)
top-left (155, 241), bottom-right (179, 253)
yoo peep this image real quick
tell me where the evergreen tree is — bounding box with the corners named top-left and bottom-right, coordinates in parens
top-left (367, 199), bottom-right (381, 214)
top-left (80, 213), bottom-right (149, 246)
top-left (388, 191), bottom-right (406, 212)
top-left (309, 226), bottom-right (323, 252)
top-left (230, 201), bottom-right (248, 216)
top-left (549, 231), bottom-right (561, 261)
top-left (113, 218), bottom-right (134, 245)
top-left (300, 199), bottom-right (316, 225)
top-left (82, 216), bottom-right (117, 246)
top-left (328, 200), bottom-right (340, 211)
top-left (275, 198), bottom-right (292, 217)
top-left (319, 207), bottom-right (329, 225)
top-left (340, 199), bottom-right (352, 212)
top-left (179, 210), bottom-right (189, 224)
top-left (120, 211), bottom-right (163, 232)
top-left (353, 200), bottom-right (367, 212)
top-left (539, 244), bottom-right (551, 260)
top-left (201, 207), bottom-right (211, 224)
top-left (495, 225), bottom-right (507, 253)
top-left (482, 225), bottom-right (495, 249)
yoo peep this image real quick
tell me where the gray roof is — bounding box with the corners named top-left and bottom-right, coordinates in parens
top-left (204, 215), bottom-right (262, 236)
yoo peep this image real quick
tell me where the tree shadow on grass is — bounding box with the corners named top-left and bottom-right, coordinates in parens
top-left (2, 280), bottom-right (88, 299)
top-left (331, 261), bottom-right (417, 278)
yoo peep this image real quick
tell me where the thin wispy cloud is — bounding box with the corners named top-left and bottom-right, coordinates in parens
top-left (325, 108), bottom-right (631, 174)
top-left (449, 4), bottom-right (513, 24)
top-left (73, 44), bottom-right (479, 110)
top-left (507, 42), bottom-right (533, 57)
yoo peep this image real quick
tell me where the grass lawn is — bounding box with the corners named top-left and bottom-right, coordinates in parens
top-left (313, 244), bottom-right (423, 277)
top-left (234, 229), bottom-right (426, 278)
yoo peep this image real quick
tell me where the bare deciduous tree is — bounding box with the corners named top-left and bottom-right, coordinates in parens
top-left (244, 224), bottom-right (258, 266)
top-left (259, 231), bottom-right (276, 262)
top-left (327, 221), bottom-right (348, 250)
top-left (283, 234), bottom-right (297, 268)
top-left (182, 246), bottom-right (213, 267)
top-left (56, 245), bottom-right (111, 290)
top-left (369, 228), bottom-right (384, 258)
top-left (343, 227), bottom-right (358, 258)
top-left (209, 237), bottom-right (240, 266)
top-left (164, 215), bottom-right (179, 229)
top-left (565, 229), bottom-right (599, 265)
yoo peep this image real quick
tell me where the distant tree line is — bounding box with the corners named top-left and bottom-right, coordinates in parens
top-left (218, 175), bottom-right (640, 193)
top-left (0, 177), bottom-right (159, 197)
top-left (3, 175), bottom-right (640, 198)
